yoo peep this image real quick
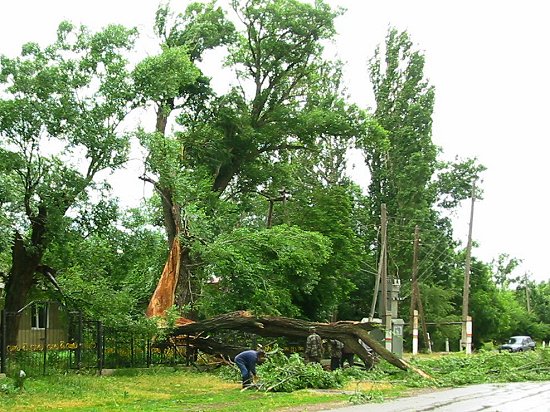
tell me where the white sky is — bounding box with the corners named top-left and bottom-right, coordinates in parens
top-left (1, 0), bottom-right (549, 282)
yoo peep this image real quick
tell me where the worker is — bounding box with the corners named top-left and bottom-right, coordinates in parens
top-left (234, 349), bottom-right (265, 388)
top-left (305, 326), bottom-right (323, 364)
top-left (329, 339), bottom-right (344, 370)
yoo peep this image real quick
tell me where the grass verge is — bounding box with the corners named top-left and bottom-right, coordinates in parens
top-left (0, 367), bottom-right (352, 411)
top-left (3, 350), bottom-right (548, 411)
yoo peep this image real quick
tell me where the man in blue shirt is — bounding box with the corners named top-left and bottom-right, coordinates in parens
top-left (234, 349), bottom-right (265, 388)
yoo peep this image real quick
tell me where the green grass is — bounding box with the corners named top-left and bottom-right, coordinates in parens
top-left (3, 350), bottom-right (549, 411)
top-left (0, 367), bottom-right (351, 411)
top-left (369, 349), bottom-right (550, 389)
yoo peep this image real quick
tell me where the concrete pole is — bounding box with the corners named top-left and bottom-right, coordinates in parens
top-left (461, 181), bottom-right (476, 353)
top-left (410, 226), bottom-right (420, 327)
top-left (465, 316), bottom-right (472, 354)
top-left (412, 309), bottom-right (419, 355)
top-left (385, 311), bottom-right (392, 351)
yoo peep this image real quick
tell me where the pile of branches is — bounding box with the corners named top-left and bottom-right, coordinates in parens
top-left (256, 351), bottom-right (345, 392)
top-left (216, 349), bottom-right (370, 392)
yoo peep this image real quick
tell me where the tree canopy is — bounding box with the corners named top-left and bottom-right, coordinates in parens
top-left (0, 0), bottom-right (547, 350)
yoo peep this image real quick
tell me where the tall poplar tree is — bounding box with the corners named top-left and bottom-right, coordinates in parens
top-left (362, 29), bottom-right (485, 324)
top-left (365, 28), bottom-right (438, 289)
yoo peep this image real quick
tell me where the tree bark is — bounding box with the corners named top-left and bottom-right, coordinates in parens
top-left (171, 311), bottom-right (431, 378)
top-left (4, 233), bottom-right (43, 345)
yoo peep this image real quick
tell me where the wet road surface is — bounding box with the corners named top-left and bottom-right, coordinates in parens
top-left (328, 381), bottom-right (550, 411)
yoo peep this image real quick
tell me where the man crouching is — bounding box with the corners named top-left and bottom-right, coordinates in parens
top-left (234, 349), bottom-right (266, 388)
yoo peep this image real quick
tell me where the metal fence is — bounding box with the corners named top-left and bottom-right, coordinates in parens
top-left (0, 301), bottom-right (293, 377)
top-left (0, 302), bottom-right (193, 376)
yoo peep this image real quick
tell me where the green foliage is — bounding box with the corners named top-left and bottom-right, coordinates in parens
top-left (57, 268), bottom-right (135, 325)
top-left (1, 1), bottom-right (546, 355)
top-left (132, 47), bottom-right (200, 104)
top-left (492, 253), bottom-right (522, 290)
top-left (44, 205), bottom-right (166, 329)
top-left (418, 350), bottom-right (550, 386)
top-left (433, 157), bottom-right (486, 209)
top-left (285, 184), bottom-right (365, 319)
top-left (155, 2), bottom-right (235, 61)
top-left (257, 352), bottom-right (344, 392)
top-left (198, 225), bottom-right (331, 317)
top-left (362, 28), bottom-right (442, 324)
top-left (0, 20), bottom-right (140, 344)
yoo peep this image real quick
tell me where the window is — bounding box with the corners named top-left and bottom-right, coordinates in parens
top-left (31, 304), bottom-right (48, 329)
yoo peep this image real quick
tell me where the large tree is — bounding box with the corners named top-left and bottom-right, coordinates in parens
top-left (366, 28), bottom-right (438, 285)
top-left (0, 22), bottom-right (136, 343)
top-left (134, 1), bottom-right (235, 308)
top-left (137, 0), bottom-right (357, 316)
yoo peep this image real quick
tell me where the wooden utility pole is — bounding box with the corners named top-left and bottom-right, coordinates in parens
top-left (380, 204), bottom-right (388, 317)
top-left (410, 225), bottom-right (420, 326)
top-left (525, 275), bottom-right (531, 313)
top-left (461, 180), bottom-right (476, 353)
top-left (369, 243), bottom-right (384, 320)
top-left (410, 226), bottom-right (431, 352)
top-left (261, 189), bottom-right (288, 228)
top-left (380, 204), bottom-right (393, 350)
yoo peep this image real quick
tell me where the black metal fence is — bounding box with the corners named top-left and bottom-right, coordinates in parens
top-left (0, 302), bottom-right (193, 376)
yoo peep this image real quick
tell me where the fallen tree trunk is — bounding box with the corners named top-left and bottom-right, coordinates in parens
top-left (172, 311), bottom-right (430, 378)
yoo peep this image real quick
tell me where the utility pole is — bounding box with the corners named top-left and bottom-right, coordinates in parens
top-left (525, 275), bottom-right (531, 313)
top-left (410, 225), bottom-right (419, 327)
top-left (380, 203), bottom-right (388, 318)
top-left (461, 180), bottom-right (476, 354)
top-left (369, 242), bottom-right (384, 320)
top-left (379, 204), bottom-right (393, 350)
top-left (410, 225), bottom-right (431, 352)
top-left (261, 189), bottom-right (288, 228)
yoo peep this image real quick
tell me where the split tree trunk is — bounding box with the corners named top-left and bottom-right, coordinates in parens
top-left (152, 106), bottom-right (196, 311)
top-left (171, 311), bottom-right (430, 378)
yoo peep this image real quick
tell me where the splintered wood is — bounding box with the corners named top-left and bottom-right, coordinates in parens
top-left (146, 237), bottom-right (181, 317)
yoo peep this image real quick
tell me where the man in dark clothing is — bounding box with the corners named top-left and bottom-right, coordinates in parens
top-left (329, 339), bottom-right (344, 370)
top-left (341, 342), bottom-right (354, 368)
top-left (340, 346), bottom-right (355, 368)
top-left (234, 349), bottom-right (265, 388)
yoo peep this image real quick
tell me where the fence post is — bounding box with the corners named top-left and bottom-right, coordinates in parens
top-left (147, 339), bottom-right (151, 368)
top-left (131, 335), bottom-right (135, 367)
top-left (77, 312), bottom-right (83, 371)
top-left (97, 321), bottom-right (103, 374)
top-left (43, 303), bottom-right (49, 376)
top-left (1, 310), bottom-right (6, 374)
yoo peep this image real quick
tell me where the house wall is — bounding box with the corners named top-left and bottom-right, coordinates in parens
top-left (14, 303), bottom-right (69, 349)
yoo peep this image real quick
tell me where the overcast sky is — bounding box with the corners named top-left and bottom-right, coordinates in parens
top-left (1, 0), bottom-right (549, 282)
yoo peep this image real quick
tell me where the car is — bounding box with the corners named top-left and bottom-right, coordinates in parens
top-left (499, 336), bottom-right (536, 352)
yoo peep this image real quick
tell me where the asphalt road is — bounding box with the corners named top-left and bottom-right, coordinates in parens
top-left (328, 381), bottom-right (550, 412)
